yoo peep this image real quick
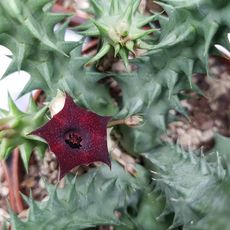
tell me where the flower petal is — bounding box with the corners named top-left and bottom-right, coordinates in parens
top-left (31, 93), bottom-right (111, 178)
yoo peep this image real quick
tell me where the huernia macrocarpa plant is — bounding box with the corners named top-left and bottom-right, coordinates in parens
top-left (0, 0), bottom-right (230, 229)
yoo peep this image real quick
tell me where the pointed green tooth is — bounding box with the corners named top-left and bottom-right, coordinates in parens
top-left (55, 19), bottom-right (70, 40)
top-left (90, 0), bottom-right (103, 16)
top-left (91, 19), bottom-right (109, 36)
top-left (41, 36), bottom-right (68, 57)
top-left (65, 174), bottom-right (75, 185)
top-left (131, 28), bottom-right (156, 40)
top-left (119, 48), bottom-right (129, 69)
top-left (41, 177), bottom-right (54, 194)
top-left (57, 41), bottom-right (81, 54)
top-left (86, 43), bottom-right (111, 65)
top-left (74, 21), bottom-right (93, 31)
top-left (157, 13), bottom-right (169, 27)
top-left (16, 42), bottom-right (26, 71)
top-left (33, 105), bottom-right (48, 124)
top-left (20, 192), bottom-right (31, 205)
top-left (178, 144), bottom-right (187, 159)
top-left (154, 1), bottom-right (174, 16)
top-left (27, 96), bottom-right (38, 113)
top-left (0, 138), bottom-right (10, 159)
top-left (109, 0), bottom-right (119, 14)
top-left (19, 142), bottom-right (33, 173)
top-left (170, 96), bottom-right (188, 118)
top-left (126, 40), bottom-right (134, 53)
top-left (216, 152), bottom-right (225, 180)
top-left (23, 16), bottom-right (44, 40)
top-left (121, 3), bottom-right (133, 25)
top-left (203, 22), bottom-right (219, 75)
top-left (114, 43), bottom-right (120, 57)
top-left (70, 173), bottom-right (77, 184)
top-left (185, 59), bottom-right (194, 88)
top-left (68, 181), bottom-right (77, 202)
top-left (138, 40), bottom-right (154, 49)
top-left (204, 22), bottom-right (219, 56)
top-left (18, 79), bottom-right (42, 98)
top-left (44, 13), bottom-right (73, 36)
top-left (26, 0), bottom-right (51, 11)
top-left (132, 0), bottom-right (141, 14)
top-left (8, 93), bottom-right (23, 116)
top-left (188, 145), bottom-right (197, 165)
top-left (167, 71), bottom-right (178, 99)
top-left (77, 28), bottom-right (100, 36)
top-left (48, 188), bottom-right (60, 209)
top-left (29, 190), bottom-right (41, 220)
top-left (137, 14), bottom-right (159, 27)
top-left (21, 15), bottom-right (67, 56)
top-left (1, 61), bottom-right (18, 79)
top-left (199, 150), bottom-right (210, 175)
top-left (7, 200), bottom-right (25, 229)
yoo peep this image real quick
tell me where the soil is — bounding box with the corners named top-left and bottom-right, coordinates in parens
top-left (167, 56), bottom-right (230, 151)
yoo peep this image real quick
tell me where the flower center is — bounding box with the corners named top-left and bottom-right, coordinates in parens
top-left (64, 130), bottom-right (82, 149)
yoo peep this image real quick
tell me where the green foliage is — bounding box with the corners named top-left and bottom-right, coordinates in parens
top-left (77, 0), bottom-right (158, 66)
top-left (143, 144), bottom-right (226, 229)
top-left (0, 0), bottom-right (116, 115)
top-left (114, 0), bottom-right (230, 155)
top-left (0, 94), bottom-right (47, 171)
top-left (117, 191), bottom-right (171, 230)
top-left (9, 162), bottom-right (166, 230)
top-left (189, 175), bottom-right (230, 230)
top-left (113, 56), bottom-right (190, 154)
top-left (1, 0), bottom-right (230, 229)
top-left (188, 135), bottom-right (230, 230)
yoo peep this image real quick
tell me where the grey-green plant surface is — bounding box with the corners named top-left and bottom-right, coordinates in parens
top-left (0, 0), bottom-right (230, 229)
top-left (9, 162), bottom-right (168, 230)
top-left (0, 95), bottom-right (47, 171)
top-left (76, 0), bottom-right (158, 67)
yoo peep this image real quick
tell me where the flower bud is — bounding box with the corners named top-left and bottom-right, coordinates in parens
top-left (125, 115), bottom-right (143, 127)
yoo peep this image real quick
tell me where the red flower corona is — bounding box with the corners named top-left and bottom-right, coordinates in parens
top-left (31, 94), bottom-right (111, 178)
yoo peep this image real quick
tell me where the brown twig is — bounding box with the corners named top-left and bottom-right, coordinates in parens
top-left (2, 149), bottom-right (24, 213)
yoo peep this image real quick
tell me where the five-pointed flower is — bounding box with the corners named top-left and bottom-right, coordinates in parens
top-left (31, 94), bottom-right (111, 178)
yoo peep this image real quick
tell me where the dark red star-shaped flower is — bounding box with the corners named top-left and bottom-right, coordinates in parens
top-left (31, 94), bottom-right (111, 178)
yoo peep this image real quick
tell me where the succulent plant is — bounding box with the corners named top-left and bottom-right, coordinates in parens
top-left (0, 0), bottom-right (117, 115)
top-left (0, 0), bottom-right (230, 229)
top-left (77, 0), bottom-right (158, 67)
top-left (9, 162), bottom-right (165, 229)
top-left (0, 94), bottom-right (47, 171)
top-left (144, 144), bottom-right (226, 229)
top-left (114, 0), bottom-right (230, 155)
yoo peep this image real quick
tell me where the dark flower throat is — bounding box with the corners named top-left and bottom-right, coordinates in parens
top-left (64, 130), bottom-right (82, 149)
